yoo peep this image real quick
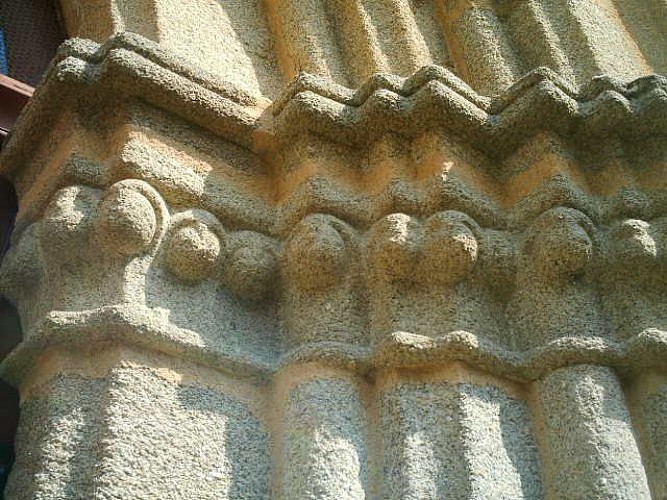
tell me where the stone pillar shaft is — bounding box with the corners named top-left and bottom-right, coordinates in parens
top-left (1, 1), bottom-right (666, 497)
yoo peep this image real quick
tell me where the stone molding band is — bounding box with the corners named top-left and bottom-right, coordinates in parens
top-left (2, 306), bottom-right (664, 387)
top-left (3, 33), bottom-right (667, 184)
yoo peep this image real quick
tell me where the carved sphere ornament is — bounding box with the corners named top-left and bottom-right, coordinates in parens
top-left (224, 232), bottom-right (278, 300)
top-left (366, 213), bottom-right (420, 282)
top-left (164, 219), bottom-right (222, 283)
top-left (98, 184), bottom-right (157, 256)
top-left (284, 214), bottom-right (350, 291)
top-left (524, 208), bottom-right (594, 279)
top-left (1, 2), bottom-right (666, 494)
top-left (422, 211), bottom-right (479, 285)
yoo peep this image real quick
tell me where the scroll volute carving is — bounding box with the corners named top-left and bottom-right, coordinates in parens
top-left (600, 216), bottom-right (667, 339)
top-left (509, 207), bottom-right (604, 349)
top-left (365, 211), bottom-right (491, 341)
top-left (283, 214), bottom-right (356, 292)
top-left (281, 214), bottom-right (363, 346)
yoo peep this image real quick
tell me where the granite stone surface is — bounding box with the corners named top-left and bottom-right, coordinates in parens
top-left (0, 1), bottom-right (666, 497)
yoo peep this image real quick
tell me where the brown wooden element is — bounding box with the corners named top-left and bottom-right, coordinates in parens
top-left (0, 74), bottom-right (33, 141)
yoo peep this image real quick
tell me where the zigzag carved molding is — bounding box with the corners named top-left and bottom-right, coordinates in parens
top-left (2, 33), bottom-right (667, 183)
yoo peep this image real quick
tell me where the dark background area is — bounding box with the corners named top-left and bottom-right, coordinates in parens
top-left (0, 3), bottom-right (64, 493)
top-left (0, 179), bottom-right (19, 499)
top-left (0, 0), bottom-right (65, 86)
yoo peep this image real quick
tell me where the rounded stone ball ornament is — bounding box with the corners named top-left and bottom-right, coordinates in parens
top-left (165, 220), bottom-right (222, 283)
top-left (422, 211), bottom-right (479, 285)
top-left (98, 183), bottom-right (158, 256)
top-left (609, 219), bottom-right (657, 265)
top-left (366, 213), bottom-right (421, 282)
top-left (162, 210), bottom-right (224, 283)
top-left (283, 214), bottom-right (351, 291)
top-left (224, 231), bottom-right (278, 300)
top-left (41, 185), bottom-right (101, 249)
top-left (525, 207), bottom-right (595, 279)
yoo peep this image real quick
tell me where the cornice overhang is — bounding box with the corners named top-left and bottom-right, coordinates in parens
top-left (3, 33), bottom-right (667, 181)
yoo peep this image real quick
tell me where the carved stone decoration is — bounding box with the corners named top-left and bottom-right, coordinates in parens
top-left (420, 211), bottom-right (480, 286)
top-left (366, 210), bottom-right (501, 345)
top-left (163, 210), bottom-right (223, 283)
top-left (98, 181), bottom-right (158, 256)
top-left (0, 3), bottom-right (666, 498)
top-left (223, 231), bottom-right (279, 301)
top-left (281, 214), bottom-right (364, 346)
top-left (284, 214), bottom-right (353, 292)
top-left (508, 207), bottom-right (605, 349)
top-left (600, 216), bottom-right (667, 339)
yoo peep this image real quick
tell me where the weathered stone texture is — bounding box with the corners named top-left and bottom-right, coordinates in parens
top-left (1, 0), bottom-right (666, 498)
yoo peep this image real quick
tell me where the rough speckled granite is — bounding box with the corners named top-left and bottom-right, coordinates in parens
top-left (5, 374), bottom-right (107, 499)
top-left (536, 365), bottom-right (651, 499)
top-left (279, 372), bottom-right (368, 499)
top-left (1, 0), bottom-right (666, 498)
top-left (378, 374), bottom-right (543, 499)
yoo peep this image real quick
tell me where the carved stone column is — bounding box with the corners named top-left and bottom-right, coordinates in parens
top-left (1, 1), bottom-right (666, 497)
